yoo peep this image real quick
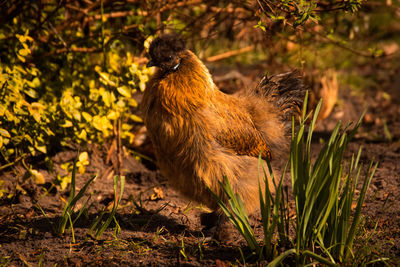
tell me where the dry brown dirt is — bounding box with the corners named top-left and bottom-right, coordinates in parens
top-left (1, 69), bottom-right (400, 266)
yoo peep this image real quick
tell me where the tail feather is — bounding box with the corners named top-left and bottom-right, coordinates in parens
top-left (253, 70), bottom-right (306, 121)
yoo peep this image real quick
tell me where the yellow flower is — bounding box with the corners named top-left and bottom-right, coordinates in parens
top-left (76, 152), bottom-right (90, 174)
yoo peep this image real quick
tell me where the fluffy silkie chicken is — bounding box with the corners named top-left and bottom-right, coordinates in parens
top-left (142, 34), bottom-right (305, 237)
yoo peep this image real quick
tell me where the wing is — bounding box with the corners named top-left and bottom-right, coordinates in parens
top-left (214, 123), bottom-right (272, 161)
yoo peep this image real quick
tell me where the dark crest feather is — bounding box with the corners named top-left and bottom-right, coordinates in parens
top-left (149, 34), bottom-right (186, 59)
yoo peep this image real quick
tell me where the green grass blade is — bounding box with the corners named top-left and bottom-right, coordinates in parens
top-left (267, 248), bottom-right (296, 267)
top-left (72, 194), bottom-right (91, 225)
top-left (67, 211), bottom-right (75, 243)
top-left (345, 162), bottom-right (377, 259)
top-left (302, 250), bottom-right (336, 266)
top-left (66, 175), bottom-right (96, 213)
top-left (94, 175), bottom-right (125, 238)
top-left (88, 211), bottom-right (105, 237)
top-left (210, 177), bottom-right (260, 253)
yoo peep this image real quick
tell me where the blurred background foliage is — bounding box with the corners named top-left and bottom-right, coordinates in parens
top-left (0, 0), bottom-right (399, 177)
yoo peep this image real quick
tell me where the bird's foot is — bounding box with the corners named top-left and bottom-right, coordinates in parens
top-left (200, 211), bottom-right (234, 243)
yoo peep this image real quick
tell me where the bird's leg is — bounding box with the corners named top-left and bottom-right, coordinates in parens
top-left (200, 209), bottom-right (234, 242)
top-left (200, 210), bottom-right (219, 230)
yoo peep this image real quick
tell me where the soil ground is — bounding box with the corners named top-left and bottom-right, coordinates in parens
top-left (1, 67), bottom-right (400, 266)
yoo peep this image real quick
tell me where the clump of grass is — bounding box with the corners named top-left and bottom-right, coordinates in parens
top-left (37, 159), bottom-right (95, 242)
top-left (88, 174), bottom-right (125, 239)
top-left (210, 157), bottom-right (288, 262)
top-left (55, 161), bottom-right (96, 238)
top-left (211, 176), bottom-right (262, 258)
top-left (213, 93), bottom-right (380, 265)
top-left (37, 156), bottom-right (125, 241)
top-left (290, 95), bottom-right (378, 265)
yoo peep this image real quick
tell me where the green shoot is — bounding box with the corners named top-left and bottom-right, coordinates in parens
top-left (89, 175), bottom-right (125, 239)
top-left (55, 160), bottom-right (96, 236)
top-left (209, 176), bottom-right (261, 256)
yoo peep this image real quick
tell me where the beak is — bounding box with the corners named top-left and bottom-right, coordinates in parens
top-left (146, 60), bottom-right (155, 68)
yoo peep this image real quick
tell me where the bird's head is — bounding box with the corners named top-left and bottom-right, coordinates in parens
top-left (147, 34), bottom-right (186, 73)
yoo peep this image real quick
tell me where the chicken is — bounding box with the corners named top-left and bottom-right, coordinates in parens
top-left (142, 34), bottom-right (305, 235)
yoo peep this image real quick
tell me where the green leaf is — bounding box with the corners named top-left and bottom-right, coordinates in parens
top-left (117, 86), bottom-right (131, 97)
top-left (17, 53), bottom-right (25, 62)
top-left (24, 88), bottom-right (38, 98)
top-left (0, 128), bottom-right (11, 138)
top-left (18, 48), bottom-right (30, 56)
top-left (31, 169), bottom-right (45, 184)
top-left (0, 104), bottom-right (5, 116)
top-left (35, 144), bottom-right (47, 154)
top-left (32, 77), bottom-right (41, 88)
top-left (77, 129), bottom-right (87, 140)
top-left (98, 72), bottom-right (117, 87)
top-left (130, 114), bottom-right (143, 123)
top-left (61, 120), bottom-right (73, 128)
top-left (267, 249), bottom-right (296, 267)
top-left (82, 112), bottom-right (92, 122)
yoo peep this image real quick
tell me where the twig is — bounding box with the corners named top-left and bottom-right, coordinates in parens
top-left (48, 22), bottom-right (67, 48)
top-left (100, 0), bottom-right (106, 68)
top-left (294, 23), bottom-right (398, 58)
top-left (116, 116), bottom-right (122, 179)
top-left (0, 154), bottom-right (27, 171)
top-left (92, 10), bottom-right (136, 21)
top-left (50, 47), bottom-right (102, 54)
top-left (206, 45), bottom-right (255, 62)
top-left (158, 0), bottom-right (203, 13)
top-left (65, 4), bottom-right (89, 15)
top-left (33, 0), bottom-right (65, 35)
